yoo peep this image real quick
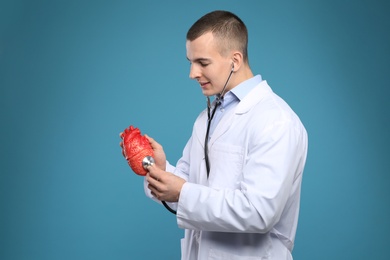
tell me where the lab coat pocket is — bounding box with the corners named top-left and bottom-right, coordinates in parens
top-left (208, 143), bottom-right (244, 189)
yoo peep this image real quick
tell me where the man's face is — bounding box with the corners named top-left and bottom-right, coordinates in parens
top-left (186, 32), bottom-right (233, 96)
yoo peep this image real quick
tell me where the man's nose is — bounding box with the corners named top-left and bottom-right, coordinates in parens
top-left (189, 64), bottom-right (200, 79)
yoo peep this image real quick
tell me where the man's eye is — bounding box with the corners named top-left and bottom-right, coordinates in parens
top-left (200, 63), bottom-right (209, 67)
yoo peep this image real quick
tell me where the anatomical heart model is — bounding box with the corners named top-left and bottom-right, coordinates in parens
top-left (120, 125), bottom-right (154, 176)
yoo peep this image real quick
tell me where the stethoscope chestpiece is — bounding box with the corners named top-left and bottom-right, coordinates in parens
top-left (142, 156), bottom-right (155, 170)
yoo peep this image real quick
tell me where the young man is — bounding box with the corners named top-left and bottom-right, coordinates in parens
top-left (141, 10), bottom-right (307, 259)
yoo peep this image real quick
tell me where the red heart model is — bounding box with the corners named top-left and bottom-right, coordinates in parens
top-left (120, 125), bottom-right (154, 176)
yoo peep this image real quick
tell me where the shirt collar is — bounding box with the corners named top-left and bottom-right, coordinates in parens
top-left (230, 74), bottom-right (262, 101)
top-left (215, 74), bottom-right (263, 108)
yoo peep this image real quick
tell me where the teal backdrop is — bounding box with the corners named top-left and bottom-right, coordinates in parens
top-left (1, 0), bottom-right (389, 259)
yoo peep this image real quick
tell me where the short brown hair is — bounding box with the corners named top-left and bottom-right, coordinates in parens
top-left (187, 10), bottom-right (248, 62)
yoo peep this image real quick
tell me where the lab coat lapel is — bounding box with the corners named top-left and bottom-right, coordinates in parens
top-left (193, 110), bottom-right (208, 149)
top-left (209, 110), bottom-right (236, 146)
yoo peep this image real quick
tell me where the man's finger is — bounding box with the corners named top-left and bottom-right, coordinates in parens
top-left (146, 167), bottom-right (159, 182)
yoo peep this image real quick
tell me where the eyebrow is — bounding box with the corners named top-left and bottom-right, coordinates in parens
top-left (186, 57), bottom-right (211, 63)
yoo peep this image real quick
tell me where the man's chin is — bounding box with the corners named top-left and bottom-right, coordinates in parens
top-left (202, 90), bottom-right (216, 97)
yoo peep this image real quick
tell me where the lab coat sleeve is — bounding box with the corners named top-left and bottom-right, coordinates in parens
top-left (176, 119), bottom-right (307, 233)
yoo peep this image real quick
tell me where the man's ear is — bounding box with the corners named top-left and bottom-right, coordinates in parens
top-left (231, 51), bottom-right (243, 71)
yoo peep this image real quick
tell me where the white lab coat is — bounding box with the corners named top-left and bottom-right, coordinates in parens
top-left (145, 81), bottom-right (308, 259)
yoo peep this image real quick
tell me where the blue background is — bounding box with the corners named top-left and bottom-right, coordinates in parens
top-left (1, 0), bottom-right (389, 259)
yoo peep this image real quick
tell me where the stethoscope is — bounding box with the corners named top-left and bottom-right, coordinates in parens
top-left (143, 63), bottom-right (235, 215)
top-left (204, 63), bottom-right (234, 178)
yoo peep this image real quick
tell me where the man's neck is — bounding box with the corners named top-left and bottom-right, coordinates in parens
top-left (229, 66), bottom-right (254, 91)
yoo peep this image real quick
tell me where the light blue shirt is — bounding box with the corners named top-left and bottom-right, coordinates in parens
top-left (208, 74), bottom-right (263, 140)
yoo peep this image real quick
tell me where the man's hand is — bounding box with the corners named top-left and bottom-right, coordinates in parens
top-left (144, 135), bottom-right (167, 171)
top-left (119, 132), bottom-right (166, 171)
top-left (146, 164), bottom-right (186, 202)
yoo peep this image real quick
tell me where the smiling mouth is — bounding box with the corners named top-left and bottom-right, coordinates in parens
top-left (200, 82), bottom-right (210, 88)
